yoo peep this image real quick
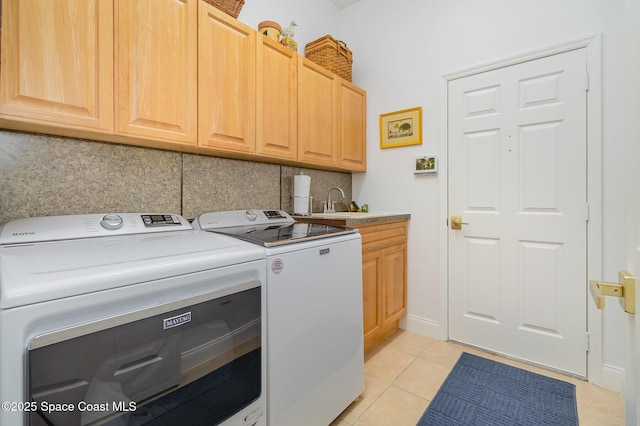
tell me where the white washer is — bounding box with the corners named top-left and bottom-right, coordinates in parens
top-left (0, 213), bottom-right (267, 426)
top-left (195, 210), bottom-right (364, 426)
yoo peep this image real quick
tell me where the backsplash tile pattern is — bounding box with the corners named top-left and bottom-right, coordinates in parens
top-left (0, 131), bottom-right (181, 223)
top-left (281, 166), bottom-right (352, 214)
top-left (0, 130), bottom-right (352, 224)
top-left (181, 154), bottom-right (281, 220)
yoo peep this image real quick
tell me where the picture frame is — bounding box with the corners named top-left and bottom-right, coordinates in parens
top-left (415, 155), bottom-right (438, 174)
top-left (380, 106), bottom-right (422, 149)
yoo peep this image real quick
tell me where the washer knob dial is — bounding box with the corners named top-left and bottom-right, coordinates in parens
top-left (245, 210), bottom-right (258, 221)
top-left (101, 214), bottom-right (124, 230)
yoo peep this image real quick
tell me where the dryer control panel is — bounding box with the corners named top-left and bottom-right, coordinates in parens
top-left (0, 213), bottom-right (192, 245)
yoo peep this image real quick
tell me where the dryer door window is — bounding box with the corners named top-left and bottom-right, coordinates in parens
top-left (28, 286), bottom-right (261, 426)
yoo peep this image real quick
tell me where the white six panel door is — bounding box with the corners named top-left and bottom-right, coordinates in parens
top-left (448, 48), bottom-right (588, 376)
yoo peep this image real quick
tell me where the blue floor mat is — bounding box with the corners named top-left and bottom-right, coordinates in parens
top-left (416, 352), bottom-right (578, 426)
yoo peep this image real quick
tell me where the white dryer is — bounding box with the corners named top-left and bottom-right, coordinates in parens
top-left (0, 213), bottom-right (267, 426)
top-left (195, 210), bottom-right (364, 426)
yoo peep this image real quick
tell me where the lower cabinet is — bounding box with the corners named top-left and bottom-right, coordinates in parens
top-left (359, 220), bottom-right (408, 353)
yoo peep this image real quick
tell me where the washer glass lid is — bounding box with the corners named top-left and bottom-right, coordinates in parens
top-left (208, 222), bottom-right (356, 247)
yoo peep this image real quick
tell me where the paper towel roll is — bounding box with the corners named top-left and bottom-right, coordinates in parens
top-left (294, 197), bottom-right (309, 215)
top-left (294, 174), bottom-right (311, 197)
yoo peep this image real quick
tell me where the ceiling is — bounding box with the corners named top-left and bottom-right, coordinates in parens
top-left (330, 0), bottom-right (361, 9)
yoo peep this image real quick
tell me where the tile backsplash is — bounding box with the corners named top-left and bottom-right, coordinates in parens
top-left (0, 130), bottom-right (352, 224)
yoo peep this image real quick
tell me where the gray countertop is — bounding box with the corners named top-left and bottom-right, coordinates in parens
top-left (294, 212), bottom-right (411, 226)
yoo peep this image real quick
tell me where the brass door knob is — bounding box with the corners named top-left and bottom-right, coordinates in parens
top-left (589, 271), bottom-right (636, 314)
top-left (450, 215), bottom-right (469, 230)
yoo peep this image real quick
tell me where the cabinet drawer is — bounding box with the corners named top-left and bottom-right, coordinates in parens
top-left (359, 221), bottom-right (407, 253)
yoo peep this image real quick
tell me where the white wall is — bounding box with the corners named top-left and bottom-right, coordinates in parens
top-left (337, 0), bottom-right (627, 389)
top-left (237, 0), bottom-right (629, 389)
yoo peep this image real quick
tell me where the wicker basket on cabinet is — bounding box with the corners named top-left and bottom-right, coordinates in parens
top-left (305, 35), bottom-right (353, 82)
top-left (203, 0), bottom-right (245, 18)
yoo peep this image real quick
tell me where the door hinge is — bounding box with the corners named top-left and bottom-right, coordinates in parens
top-left (586, 203), bottom-right (590, 221)
top-left (585, 332), bottom-right (590, 352)
top-left (585, 72), bottom-right (590, 92)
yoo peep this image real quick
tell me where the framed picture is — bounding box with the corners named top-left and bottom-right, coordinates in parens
top-left (380, 106), bottom-right (422, 148)
top-left (415, 155), bottom-right (438, 174)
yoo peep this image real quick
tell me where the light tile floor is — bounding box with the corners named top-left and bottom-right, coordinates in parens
top-left (331, 330), bottom-right (625, 426)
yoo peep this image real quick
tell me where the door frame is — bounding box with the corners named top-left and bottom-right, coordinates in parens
top-left (623, 0), bottom-right (640, 419)
top-left (437, 34), bottom-right (608, 386)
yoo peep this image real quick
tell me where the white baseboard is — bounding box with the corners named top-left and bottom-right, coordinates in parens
top-left (400, 314), bottom-right (446, 340)
top-left (401, 315), bottom-right (624, 393)
top-left (593, 363), bottom-right (625, 392)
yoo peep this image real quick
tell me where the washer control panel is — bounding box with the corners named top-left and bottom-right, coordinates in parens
top-left (197, 209), bottom-right (294, 230)
top-left (244, 210), bottom-right (258, 221)
top-left (141, 214), bottom-right (183, 227)
top-left (0, 213), bottom-right (192, 245)
top-left (101, 214), bottom-right (124, 230)
top-left (263, 210), bottom-right (288, 220)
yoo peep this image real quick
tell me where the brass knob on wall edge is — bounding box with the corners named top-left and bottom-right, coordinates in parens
top-left (589, 271), bottom-right (636, 314)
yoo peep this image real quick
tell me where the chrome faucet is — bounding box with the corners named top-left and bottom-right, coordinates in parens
top-left (324, 187), bottom-right (345, 213)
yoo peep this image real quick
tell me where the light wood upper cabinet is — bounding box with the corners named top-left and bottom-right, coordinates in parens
top-left (198, 1), bottom-right (256, 154)
top-left (298, 58), bottom-right (367, 171)
top-left (297, 58), bottom-right (338, 168)
top-left (115, 0), bottom-right (197, 145)
top-left (0, 0), bottom-right (113, 132)
top-left (337, 79), bottom-right (367, 171)
top-left (0, 0), bottom-right (365, 171)
top-left (256, 37), bottom-right (298, 161)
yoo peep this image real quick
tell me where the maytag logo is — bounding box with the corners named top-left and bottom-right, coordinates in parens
top-left (12, 231), bottom-right (36, 237)
top-left (163, 312), bottom-right (192, 330)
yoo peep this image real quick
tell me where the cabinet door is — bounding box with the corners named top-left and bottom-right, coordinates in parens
top-left (337, 79), bottom-right (367, 171)
top-left (199, 2), bottom-right (256, 153)
top-left (382, 243), bottom-right (407, 325)
top-left (116, 0), bottom-right (197, 145)
top-left (256, 38), bottom-right (297, 160)
top-left (362, 251), bottom-right (382, 353)
top-left (297, 58), bottom-right (338, 167)
top-left (0, 0), bottom-right (113, 131)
